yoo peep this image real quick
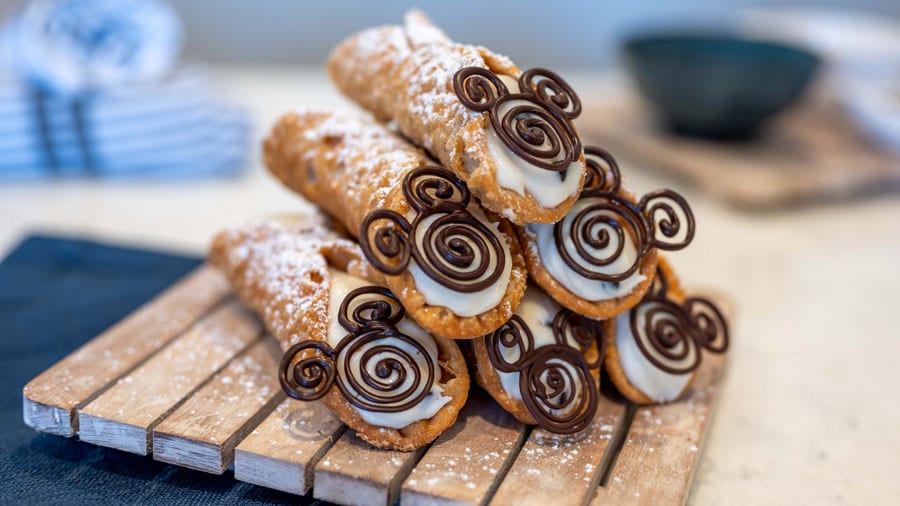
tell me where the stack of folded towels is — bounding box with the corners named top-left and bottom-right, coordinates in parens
top-left (0, 0), bottom-right (250, 178)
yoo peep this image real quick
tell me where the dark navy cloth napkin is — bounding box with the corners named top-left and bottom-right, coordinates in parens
top-left (0, 235), bottom-right (316, 505)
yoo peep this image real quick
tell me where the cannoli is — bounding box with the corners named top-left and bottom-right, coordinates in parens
top-left (470, 284), bottom-right (605, 434)
top-left (603, 257), bottom-right (728, 404)
top-left (264, 110), bottom-right (527, 340)
top-left (517, 146), bottom-right (696, 319)
top-left (327, 11), bottom-right (587, 225)
top-left (209, 219), bottom-right (470, 450)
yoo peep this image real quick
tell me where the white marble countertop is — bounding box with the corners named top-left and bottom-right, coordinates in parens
top-left (2, 66), bottom-right (898, 504)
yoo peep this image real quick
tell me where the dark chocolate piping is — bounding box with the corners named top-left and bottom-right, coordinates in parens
top-left (360, 165), bottom-right (506, 293)
top-left (453, 67), bottom-right (582, 177)
top-left (627, 266), bottom-right (729, 375)
top-left (552, 146), bottom-right (696, 283)
top-left (279, 286), bottom-right (436, 413)
top-left (484, 307), bottom-right (605, 434)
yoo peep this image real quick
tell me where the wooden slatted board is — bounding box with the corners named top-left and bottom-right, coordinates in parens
top-left (581, 92), bottom-right (900, 209)
top-left (23, 266), bottom-right (729, 505)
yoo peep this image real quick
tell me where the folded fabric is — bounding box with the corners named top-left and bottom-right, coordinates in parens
top-left (1, 0), bottom-right (182, 94)
top-left (0, 69), bottom-right (251, 179)
top-left (0, 0), bottom-right (251, 180)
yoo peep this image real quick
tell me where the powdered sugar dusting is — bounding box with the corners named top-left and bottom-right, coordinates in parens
top-left (211, 220), bottom-right (331, 348)
top-left (330, 15), bottom-right (518, 174)
top-left (293, 111), bottom-right (427, 223)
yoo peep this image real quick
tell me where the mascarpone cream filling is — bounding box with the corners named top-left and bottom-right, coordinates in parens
top-left (528, 201), bottom-right (646, 302)
top-left (408, 205), bottom-right (512, 317)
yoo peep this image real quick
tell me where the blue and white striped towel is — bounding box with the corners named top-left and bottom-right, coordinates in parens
top-left (0, 70), bottom-right (251, 179)
top-left (0, 0), bottom-right (252, 179)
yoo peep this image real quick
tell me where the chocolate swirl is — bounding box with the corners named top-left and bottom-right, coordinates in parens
top-left (484, 307), bottom-right (605, 434)
top-left (360, 165), bottom-right (507, 293)
top-left (552, 146), bottom-right (696, 283)
top-left (521, 346), bottom-right (598, 434)
top-left (279, 341), bottom-right (336, 402)
top-left (486, 315), bottom-right (535, 373)
top-left (628, 267), bottom-right (729, 375)
top-left (279, 286), bottom-right (436, 413)
top-left (453, 67), bottom-right (582, 175)
top-left (552, 309), bottom-right (607, 369)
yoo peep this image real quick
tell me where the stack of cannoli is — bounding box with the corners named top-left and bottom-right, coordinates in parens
top-left (209, 11), bottom-right (729, 450)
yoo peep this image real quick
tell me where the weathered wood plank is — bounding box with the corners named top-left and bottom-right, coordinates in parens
top-left (491, 391), bottom-right (628, 506)
top-left (77, 300), bottom-right (263, 454)
top-left (401, 389), bottom-right (528, 506)
top-left (591, 353), bottom-right (726, 506)
top-left (22, 266), bottom-right (230, 436)
top-left (152, 337), bottom-right (285, 474)
top-left (313, 430), bottom-right (427, 506)
top-left (234, 398), bottom-right (345, 495)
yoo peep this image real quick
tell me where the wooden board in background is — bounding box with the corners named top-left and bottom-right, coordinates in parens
top-left (23, 265), bottom-right (730, 505)
top-left (582, 94), bottom-right (900, 209)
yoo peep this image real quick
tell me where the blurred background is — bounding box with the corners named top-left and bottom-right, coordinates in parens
top-left (0, 1), bottom-right (899, 505)
top-left (40, 0), bottom-right (900, 68)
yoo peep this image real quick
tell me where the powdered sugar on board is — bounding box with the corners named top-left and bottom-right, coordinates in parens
top-left (401, 389), bottom-right (527, 505)
top-left (22, 266), bottom-right (231, 437)
top-left (235, 396), bottom-right (344, 495)
top-left (490, 397), bottom-right (628, 506)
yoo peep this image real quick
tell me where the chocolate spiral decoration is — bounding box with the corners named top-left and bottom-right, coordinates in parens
top-left (484, 307), bottom-right (605, 434)
top-left (638, 189), bottom-right (696, 251)
top-left (520, 346), bottom-right (597, 434)
top-left (280, 341), bottom-right (337, 402)
top-left (360, 166), bottom-right (507, 293)
top-left (453, 67), bottom-right (582, 174)
top-left (552, 146), bottom-right (696, 283)
top-left (279, 286), bottom-right (436, 413)
top-left (628, 268), bottom-right (729, 375)
top-left (485, 315), bottom-right (535, 373)
top-left (552, 309), bottom-right (607, 369)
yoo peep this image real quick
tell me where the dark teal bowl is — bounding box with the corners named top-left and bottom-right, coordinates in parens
top-left (623, 33), bottom-right (820, 139)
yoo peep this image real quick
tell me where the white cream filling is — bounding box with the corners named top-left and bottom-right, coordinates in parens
top-left (326, 269), bottom-right (451, 429)
top-left (528, 200), bottom-right (646, 301)
top-left (408, 205), bottom-right (512, 317)
top-left (485, 75), bottom-right (582, 208)
top-left (614, 310), bottom-right (690, 403)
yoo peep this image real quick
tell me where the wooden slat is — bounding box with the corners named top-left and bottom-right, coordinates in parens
top-left (234, 398), bottom-right (345, 495)
top-left (314, 430), bottom-right (427, 506)
top-left (77, 300), bottom-right (263, 455)
top-left (491, 393), bottom-right (628, 506)
top-left (22, 266), bottom-right (230, 436)
top-left (591, 353), bottom-right (726, 506)
top-left (152, 337), bottom-right (285, 474)
top-left (401, 389), bottom-right (528, 506)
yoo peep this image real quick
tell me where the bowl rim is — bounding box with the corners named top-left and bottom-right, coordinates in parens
top-left (622, 31), bottom-right (821, 67)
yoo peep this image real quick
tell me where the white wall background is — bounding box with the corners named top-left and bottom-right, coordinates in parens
top-left (3, 0), bottom-right (899, 68)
